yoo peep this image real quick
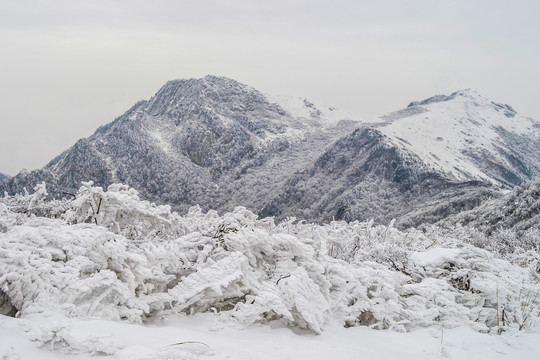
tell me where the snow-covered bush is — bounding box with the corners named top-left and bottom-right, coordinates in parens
top-left (1, 182), bottom-right (539, 347)
top-left (70, 181), bottom-right (188, 240)
top-left (19, 316), bottom-right (124, 355)
top-left (0, 182), bottom-right (70, 220)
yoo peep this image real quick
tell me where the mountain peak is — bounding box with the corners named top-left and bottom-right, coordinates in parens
top-left (162, 75), bottom-right (245, 90)
top-left (407, 88), bottom-right (486, 108)
top-left (381, 87), bottom-right (539, 187)
top-left (451, 88), bottom-right (481, 97)
top-left (144, 75), bottom-right (271, 120)
top-left (406, 89), bottom-right (521, 119)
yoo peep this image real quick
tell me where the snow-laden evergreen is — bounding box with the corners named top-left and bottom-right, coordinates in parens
top-left (1, 183), bottom-right (538, 356)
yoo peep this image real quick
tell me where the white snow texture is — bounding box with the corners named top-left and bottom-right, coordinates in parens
top-left (0, 182), bottom-right (539, 357)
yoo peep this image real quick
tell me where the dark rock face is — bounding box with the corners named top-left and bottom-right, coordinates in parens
top-left (1, 76), bottom-right (538, 228)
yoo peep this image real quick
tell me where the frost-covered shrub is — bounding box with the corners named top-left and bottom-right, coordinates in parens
top-left (0, 182), bottom-right (70, 220)
top-left (1, 182), bottom-right (539, 340)
top-left (426, 223), bottom-right (540, 278)
top-left (69, 181), bottom-right (188, 240)
top-left (20, 317), bottom-right (124, 355)
top-left (0, 203), bottom-right (19, 234)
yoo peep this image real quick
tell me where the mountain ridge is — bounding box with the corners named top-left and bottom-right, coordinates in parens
top-left (379, 88), bottom-right (540, 186)
top-left (1, 76), bottom-right (539, 227)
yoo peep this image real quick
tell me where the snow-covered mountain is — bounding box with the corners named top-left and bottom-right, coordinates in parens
top-left (379, 89), bottom-right (540, 187)
top-left (262, 89), bottom-right (540, 227)
top-left (1, 76), bottom-right (539, 227)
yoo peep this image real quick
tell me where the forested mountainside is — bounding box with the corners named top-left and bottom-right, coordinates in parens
top-left (439, 177), bottom-right (540, 235)
top-left (1, 76), bottom-right (539, 227)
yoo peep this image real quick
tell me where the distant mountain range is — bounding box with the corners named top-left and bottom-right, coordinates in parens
top-left (2, 76), bottom-right (539, 228)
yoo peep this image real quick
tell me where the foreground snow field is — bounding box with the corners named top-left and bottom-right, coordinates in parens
top-left (2, 314), bottom-right (540, 360)
top-left (1, 182), bottom-right (539, 358)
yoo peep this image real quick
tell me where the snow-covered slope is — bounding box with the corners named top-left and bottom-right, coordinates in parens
top-left (260, 127), bottom-right (498, 228)
top-left (379, 90), bottom-right (540, 187)
top-left (265, 93), bottom-right (375, 126)
top-left (1, 77), bottom-right (539, 227)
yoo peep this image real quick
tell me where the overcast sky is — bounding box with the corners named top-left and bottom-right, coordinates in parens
top-left (1, 0), bottom-right (539, 176)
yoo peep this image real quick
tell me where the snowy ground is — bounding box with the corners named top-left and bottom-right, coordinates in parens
top-left (2, 314), bottom-right (540, 360)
